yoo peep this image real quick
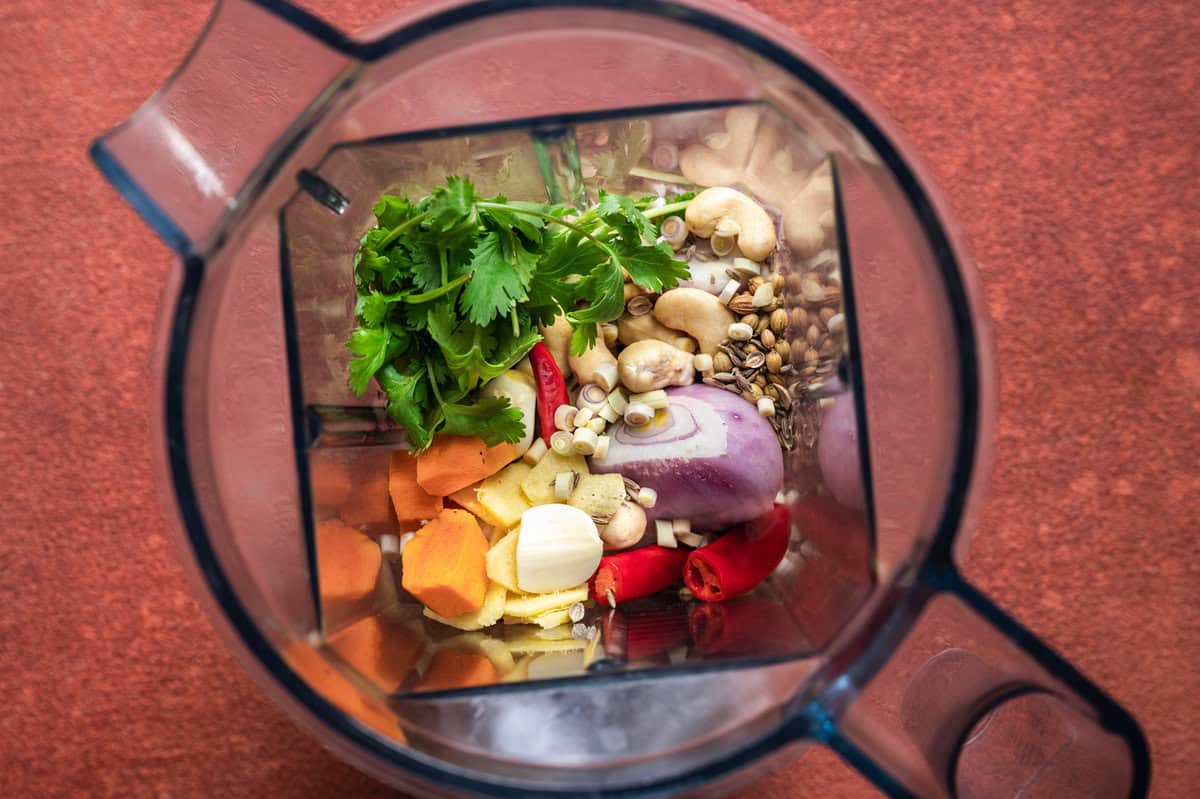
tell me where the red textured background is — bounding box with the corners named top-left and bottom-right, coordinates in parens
top-left (1, 1), bottom-right (1197, 796)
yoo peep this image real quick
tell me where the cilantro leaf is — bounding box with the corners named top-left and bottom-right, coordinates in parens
top-left (441, 397), bottom-right (526, 447)
top-left (356, 289), bottom-right (407, 327)
top-left (422, 175), bottom-right (476, 228)
top-left (426, 303), bottom-right (539, 389)
top-left (376, 364), bottom-right (433, 450)
top-left (480, 199), bottom-right (546, 244)
top-left (458, 230), bottom-right (536, 326)
top-left (597, 190), bottom-right (657, 244)
top-left (373, 195), bottom-right (414, 229)
top-left (346, 327), bottom-right (392, 396)
top-left (612, 240), bottom-right (690, 294)
top-left (565, 259), bottom-right (624, 353)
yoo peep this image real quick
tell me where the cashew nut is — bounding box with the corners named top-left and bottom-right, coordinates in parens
top-left (681, 107), bottom-right (834, 257)
top-left (684, 187), bottom-right (777, 261)
top-left (600, 501), bottom-right (647, 551)
top-left (538, 316), bottom-right (572, 375)
top-left (652, 287), bottom-right (736, 354)
top-left (569, 338), bottom-right (619, 392)
top-left (617, 312), bottom-right (697, 353)
top-left (617, 339), bottom-right (695, 393)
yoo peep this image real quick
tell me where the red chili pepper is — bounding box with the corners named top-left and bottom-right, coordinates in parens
top-left (683, 504), bottom-right (790, 602)
top-left (590, 546), bottom-right (688, 605)
top-left (528, 342), bottom-right (569, 444)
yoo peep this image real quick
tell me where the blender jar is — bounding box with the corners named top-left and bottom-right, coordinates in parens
top-left (91, 0), bottom-right (1149, 796)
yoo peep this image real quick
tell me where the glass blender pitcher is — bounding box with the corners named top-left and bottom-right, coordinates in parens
top-left (91, 0), bottom-right (1150, 796)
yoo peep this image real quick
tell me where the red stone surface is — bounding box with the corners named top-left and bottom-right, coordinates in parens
top-left (1, 1), bottom-right (1196, 796)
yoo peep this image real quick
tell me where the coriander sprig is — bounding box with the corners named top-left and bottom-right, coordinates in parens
top-left (347, 176), bottom-right (692, 451)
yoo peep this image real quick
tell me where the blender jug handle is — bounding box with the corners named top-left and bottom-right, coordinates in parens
top-left (805, 567), bottom-right (1150, 799)
top-left (90, 0), bottom-right (353, 257)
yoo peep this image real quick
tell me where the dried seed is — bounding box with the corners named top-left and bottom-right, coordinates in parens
top-left (720, 344), bottom-right (745, 365)
top-left (713, 371), bottom-right (736, 383)
top-left (775, 340), bottom-right (792, 360)
top-left (776, 388), bottom-right (792, 410)
top-left (743, 352), bottom-right (766, 369)
top-left (752, 283), bottom-right (775, 308)
top-left (734, 372), bottom-right (753, 392)
top-left (819, 307), bottom-right (836, 323)
top-left (753, 374), bottom-right (768, 388)
top-left (801, 364), bottom-right (817, 376)
top-left (756, 317), bottom-right (770, 334)
top-left (702, 376), bottom-right (725, 389)
top-left (789, 308), bottom-right (808, 328)
top-left (770, 308), bottom-right (788, 333)
top-left (623, 476), bottom-right (641, 494)
top-left (712, 352), bottom-right (733, 372)
top-left (771, 272), bottom-right (785, 292)
top-left (766, 384), bottom-right (781, 400)
top-left (741, 390), bottom-right (757, 403)
top-left (739, 313), bottom-right (760, 329)
top-left (748, 276), bottom-right (766, 292)
top-left (750, 383), bottom-right (764, 398)
top-left (760, 329), bottom-right (776, 349)
top-left (807, 324), bottom-right (821, 345)
top-left (626, 295), bottom-right (653, 316)
top-left (827, 313), bottom-right (845, 334)
top-left (822, 286), bottom-right (843, 305)
top-left (606, 589), bottom-right (617, 609)
top-left (769, 373), bottom-right (788, 387)
top-left (766, 351), bottom-right (783, 373)
top-left (728, 294), bottom-right (756, 314)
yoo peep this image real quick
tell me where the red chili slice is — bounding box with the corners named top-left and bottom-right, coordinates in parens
top-left (590, 546), bottom-right (688, 605)
top-left (684, 504), bottom-right (790, 602)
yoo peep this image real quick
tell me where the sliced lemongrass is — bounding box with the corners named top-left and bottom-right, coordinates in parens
top-left (629, 389), bottom-right (668, 410)
top-left (635, 486), bottom-right (658, 508)
top-left (522, 437), bottom-right (548, 464)
top-left (554, 471), bottom-right (577, 500)
top-left (710, 233), bottom-right (736, 256)
top-left (592, 434), bottom-right (611, 460)
top-left (597, 402), bottom-right (620, 423)
top-left (593, 362), bottom-right (619, 392)
top-left (606, 388), bottom-right (629, 414)
top-left (586, 418), bottom-right (606, 434)
top-left (577, 383), bottom-right (608, 410)
top-left (733, 257), bottom-right (760, 273)
top-left (624, 402), bottom-right (654, 427)
top-left (655, 519), bottom-right (678, 548)
top-left (675, 531), bottom-right (706, 548)
top-left (757, 397), bottom-right (776, 417)
top-left (672, 518), bottom-right (692, 535)
top-left (550, 430), bottom-right (575, 455)
top-left (554, 404), bottom-right (578, 431)
top-left (717, 278), bottom-right (740, 305)
top-left (692, 353), bottom-right (714, 373)
top-left (572, 427), bottom-right (599, 455)
top-left (378, 534), bottom-right (402, 557)
top-left (573, 407), bottom-right (595, 428)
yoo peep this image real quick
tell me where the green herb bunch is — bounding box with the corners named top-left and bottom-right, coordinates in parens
top-left (347, 176), bottom-right (692, 451)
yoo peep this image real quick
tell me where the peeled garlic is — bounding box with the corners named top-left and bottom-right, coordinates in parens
top-left (516, 505), bottom-right (603, 593)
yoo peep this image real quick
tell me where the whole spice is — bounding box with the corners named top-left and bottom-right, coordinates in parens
top-left (683, 504), bottom-right (789, 602)
top-left (530, 342), bottom-right (570, 444)
top-left (590, 546), bottom-right (689, 604)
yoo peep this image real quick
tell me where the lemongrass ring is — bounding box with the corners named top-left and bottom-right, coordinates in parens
top-left (550, 430), bottom-right (575, 455)
top-left (554, 404), bottom-right (578, 431)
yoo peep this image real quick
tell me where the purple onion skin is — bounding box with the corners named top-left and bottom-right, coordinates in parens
top-left (817, 392), bottom-right (865, 511)
top-left (591, 384), bottom-right (783, 532)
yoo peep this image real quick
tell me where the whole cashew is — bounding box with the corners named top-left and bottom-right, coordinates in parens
top-left (684, 187), bottom-right (777, 261)
top-left (617, 340), bottom-right (695, 393)
top-left (569, 338), bottom-right (619, 392)
top-left (679, 106), bottom-right (761, 188)
top-left (617, 312), bottom-right (697, 353)
top-left (538, 316), bottom-right (572, 375)
top-left (653, 288), bottom-right (735, 355)
top-left (600, 501), bottom-right (647, 551)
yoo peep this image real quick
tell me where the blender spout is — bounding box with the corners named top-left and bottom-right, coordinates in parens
top-left (89, 0), bottom-right (354, 257)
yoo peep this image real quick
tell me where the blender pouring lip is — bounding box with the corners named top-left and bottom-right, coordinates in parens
top-left (95, 0), bottom-right (1022, 795)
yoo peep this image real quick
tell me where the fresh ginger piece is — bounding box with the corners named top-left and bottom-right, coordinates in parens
top-left (400, 509), bottom-right (488, 618)
top-left (423, 580), bottom-right (506, 631)
top-left (520, 450), bottom-right (588, 505)
top-left (327, 615), bottom-right (424, 694)
top-left (389, 450), bottom-right (442, 523)
top-left (567, 474), bottom-right (627, 520)
top-left (417, 436), bottom-right (516, 496)
top-left (502, 585), bottom-right (588, 619)
top-left (447, 481), bottom-right (502, 527)
top-left (476, 461), bottom-right (534, 528)
top-left (485, 529), bottom-right (521, 593)
top-left (415, 649), bottom-right (499, 692)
